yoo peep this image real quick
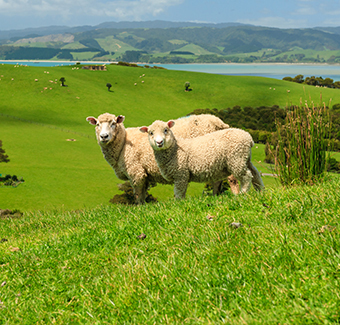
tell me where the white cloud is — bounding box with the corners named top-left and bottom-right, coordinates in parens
top-left (0, 0), bottom-right (184, 20)
top-left (294, 6), bottom-right (317, 16)
top-left (290, 0), bottom-right (318, 16)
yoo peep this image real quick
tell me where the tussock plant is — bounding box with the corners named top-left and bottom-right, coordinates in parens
top-left (274, 102), bottom-right (331, 186)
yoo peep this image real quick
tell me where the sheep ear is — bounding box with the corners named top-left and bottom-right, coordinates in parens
top-left (139, 126), bottom-right (148, 133)
top-left (167, 120), bottom-right (175, 128)
top-left (117, 115), bottom-right (125, 124)
top-left (86, 116), bottom-right (97, 125)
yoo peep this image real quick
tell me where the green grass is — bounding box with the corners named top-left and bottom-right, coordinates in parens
top-left (227, 48), bottom-right (340, 62)
top-left (175, 43), bottom-right (215, 55)
top-left (96, 37), bottom-right (139, 58)
top-left (1, 63), bottom-right (339, 323)
top-left (61, 42), bottom-right (88, 50)
top-left (0, 176), bottom-right (339, 324)
top-left (273, 49), bottom-right (340, 61)
top-left (0, 63), bottom-right (339, 211)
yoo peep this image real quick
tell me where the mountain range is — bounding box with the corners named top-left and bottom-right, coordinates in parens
top-left (0, 21), bottom-right (246, 41)
top-left (1, 21), bottom-right (340, 63)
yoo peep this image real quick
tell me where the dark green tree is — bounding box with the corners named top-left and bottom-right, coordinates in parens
top-left (292, 74), bottom-right (304, 83)
top-left (323, 77), bottom-right (334, 88)
top-left (0, 140), bottom-right (9, 163)
top-left (184, 81), bottom-right (191, 91)
top-left (106, 83), bottom-right (112, 91)
top-left (59, 77), bottom-right (66, 87)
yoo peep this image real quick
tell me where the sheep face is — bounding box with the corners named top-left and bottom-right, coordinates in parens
top-left (87, 113), bottom-right (125, 145)
top-left (140, 120), bottom-right (175, 151)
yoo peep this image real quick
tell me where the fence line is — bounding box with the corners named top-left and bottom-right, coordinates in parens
top-left (0, 112), bottom-right (93, 139)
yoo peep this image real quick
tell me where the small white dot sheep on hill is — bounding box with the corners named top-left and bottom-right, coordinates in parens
top-left (140, 120), bottom-right (264, 199)
top-left (86, 113), bottom-right (239, 204)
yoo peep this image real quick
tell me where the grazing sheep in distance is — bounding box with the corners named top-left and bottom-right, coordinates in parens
top-left (86, 113), bottom-right (239, 204)
top-left (140, 120), bottom-right (264, 199)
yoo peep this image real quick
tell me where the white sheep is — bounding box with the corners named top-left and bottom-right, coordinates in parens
top-left (86, 113), bottom-right (238, 204)
top-left (140, 120), bottom-right (264, 199)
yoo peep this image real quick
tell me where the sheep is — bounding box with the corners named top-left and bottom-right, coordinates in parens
top-left (86, 113), bottom-right (239, 204)
top-left (140, 120), bottom-right (264, 199)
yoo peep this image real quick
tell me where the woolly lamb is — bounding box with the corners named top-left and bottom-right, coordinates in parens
top-left (86, 113), bottom-right (238, 204)
top-left (140, 120), bottom-right (264, 199)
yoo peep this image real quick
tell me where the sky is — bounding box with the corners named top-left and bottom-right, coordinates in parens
top-left (0, 0), bottom-right (340, 31)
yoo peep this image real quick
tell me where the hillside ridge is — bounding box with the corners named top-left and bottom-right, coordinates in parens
top-left (2, 22), bottom-right (340, 63)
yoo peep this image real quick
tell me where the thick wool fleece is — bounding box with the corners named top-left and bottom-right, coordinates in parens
top-left (146, 120), bottom-right (264, 199)
top-left (88, 113), bottom-right (234, 204)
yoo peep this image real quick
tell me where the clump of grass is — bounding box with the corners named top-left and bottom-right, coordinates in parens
top-left (1, 178), bottom-right (340, 323)
top-left (273, 102), bottom-right (331, 186)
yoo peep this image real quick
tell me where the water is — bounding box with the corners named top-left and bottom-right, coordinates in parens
top-left (158, 63), bottom-right (340, 81)
top-left (2, 60), bottom-right (340, 81)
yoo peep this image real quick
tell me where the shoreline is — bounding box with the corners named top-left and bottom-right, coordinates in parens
top-left (0, 59), bottom-right (115, 65)
top-left (2, 60), bottom-right (340, 80)
top-left (1, 59), bottom-right (340, 66)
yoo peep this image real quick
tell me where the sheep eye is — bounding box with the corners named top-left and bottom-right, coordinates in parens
top-left (150, 131), bottom-right (153, 136)
top-left (164, 129), bottom-right (168, 134)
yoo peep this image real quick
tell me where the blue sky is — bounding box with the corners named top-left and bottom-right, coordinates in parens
top-left (0, 0), bottom-right (339, 31)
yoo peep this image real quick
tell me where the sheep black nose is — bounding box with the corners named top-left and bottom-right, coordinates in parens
top-left (156, 140), bottom-right (164, 147)
top-left (101, 133), bottom-right (109, 140)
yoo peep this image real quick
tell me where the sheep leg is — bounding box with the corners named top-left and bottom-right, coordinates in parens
top-left (212, 181), bottom-right (223, 195)
top-left (133, 180), bottom-right (149, 204)
top-left (248, 162), bottom-right (265, 191)
top-left (238, 169), bottom-right (253, 194)
top-left (174, 179), bottom-right (188, 199)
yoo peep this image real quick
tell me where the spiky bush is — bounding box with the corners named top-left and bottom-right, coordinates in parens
top-left (273, 103), bottom-right (331, 186)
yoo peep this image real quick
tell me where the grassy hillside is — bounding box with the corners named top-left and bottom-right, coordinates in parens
top-left (0, 176), bottom-right (339, 323)
top-left (0, 63), bottom-right (339, 211)
top-left (4, 25), bottom-right (340, 62)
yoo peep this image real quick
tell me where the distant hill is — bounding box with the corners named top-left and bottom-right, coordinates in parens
top-left (315, 26), bottom-right (340, 35)
top-left (0, 21), bottom-right (246, 41)
top-left (2, 21), bottom-right (340, 63)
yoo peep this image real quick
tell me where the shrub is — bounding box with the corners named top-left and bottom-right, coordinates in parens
top-left (273, 103), bottom-right (330, 186)
top-left (0, 174), bottom-right (24, 186)
top-left (117, 61), bottom-right (141, 68)
top-left (184, 82), bottom-right (191, 91)
top-left (327, 157), bottom-right (340, 173)
top-left (0, 140), bottom-right (9, 163)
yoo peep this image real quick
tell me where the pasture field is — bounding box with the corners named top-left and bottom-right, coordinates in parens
top-left (0, 176), bottom-right (339, 324)
top-left (0, 63), bottom-right (339, 211)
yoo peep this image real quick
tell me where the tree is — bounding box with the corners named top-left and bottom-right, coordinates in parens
top-left (59, 77), bottom-right (66, 87)
top-left (184, 81), bottom-right (191, 92)
top-left (0, 140), bottom-right (9, 163)
top-left (305, 76), bottom-right (318, 86)
top-left (323, 77), bottom-right (334, 88)
top-left (292, 74), bottom-right (304, 83)
top-left (106, 83), bottom-right (112, 91)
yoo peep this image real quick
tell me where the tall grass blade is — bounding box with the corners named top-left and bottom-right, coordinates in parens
top-left (273, 102), bottom-right (331, 186)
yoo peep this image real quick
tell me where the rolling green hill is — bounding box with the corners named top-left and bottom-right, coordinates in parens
top-left (3, 25), bottom-right (340, 62)
top-left (1, 63), bottom-right (339, 211)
